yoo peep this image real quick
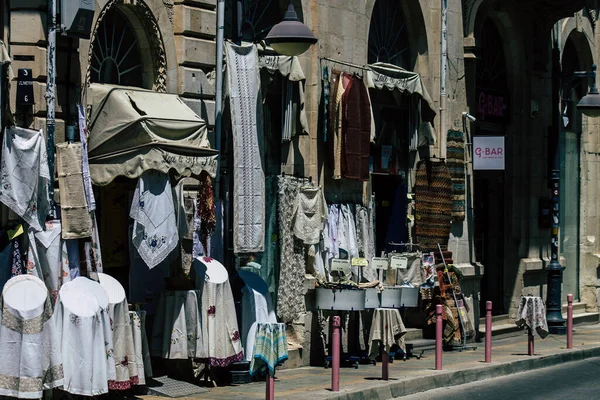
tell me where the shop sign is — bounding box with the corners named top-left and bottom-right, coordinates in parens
top-left (351, 257), bottom-right (369, 267)
top-left (372, 257), bottom-right (389, 270)
top-left (473, 136), bottom-right (505, 170)
top-left (331, 258), bottom-right (350, 275)
top-left (476, 89), bottom-right (509, 123)
top-left (390, 255), bottom-right (408, 270)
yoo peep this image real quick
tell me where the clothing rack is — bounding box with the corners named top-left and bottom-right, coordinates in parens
top-left (321, 57), bottom-right (370, 77)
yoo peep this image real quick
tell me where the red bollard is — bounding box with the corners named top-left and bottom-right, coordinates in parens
top-left (528, 329), bottom-right (534, 356)
top-left (266, 374), bottom-right (274, 400)
top-left (567, 294), bottom-right (573, 349)
top-left (381, 350), bottom-right (389, 380)
top-left (435, 304), bottom-right (443, 370)
top-left (485, 301), bottom-right (492, 363)
top-left (331, 316), bottom-right (341, 392)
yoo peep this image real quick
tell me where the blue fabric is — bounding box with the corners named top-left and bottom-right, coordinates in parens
top-left (0, 240), bottom-right (13, 293)
top-left (385, 184), bottom-right (408, 252)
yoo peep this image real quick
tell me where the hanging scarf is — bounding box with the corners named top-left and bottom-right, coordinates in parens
top-left (197, 171), bottom-right (216, 254)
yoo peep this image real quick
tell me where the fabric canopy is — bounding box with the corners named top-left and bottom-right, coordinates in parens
top-left (366, 62), bottom-right (436, 121)
top-left (87, 84), bottom-right (218, 186)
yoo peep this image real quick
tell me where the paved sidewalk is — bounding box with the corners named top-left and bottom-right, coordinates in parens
top-left (143, 324), bottom-right (600, 400)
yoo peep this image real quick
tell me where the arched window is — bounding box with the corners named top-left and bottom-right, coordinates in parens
top-left (368, 0), bottom-right (410, 69)
top-left (90, 7), bottom-right (143, 87)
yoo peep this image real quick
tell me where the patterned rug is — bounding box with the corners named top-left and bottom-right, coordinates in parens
top-left (446, 129), bottom-right (466, 222)
top-left (414, 160), bottom-right (453, 251)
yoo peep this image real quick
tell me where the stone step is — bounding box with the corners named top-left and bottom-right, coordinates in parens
top-left (479, 312), bottom-right (600, 338)
top-left (278, 344), bottom-right (303, 370)
top-left (404, 328), bottom-right (423, 341)
top-left (562, 301), bottom-right (587, 314)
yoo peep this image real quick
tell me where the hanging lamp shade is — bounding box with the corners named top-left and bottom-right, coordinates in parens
top-left (577, 65), bottom-right (600, 118)
top-left (265, 3), bottom-right (317, 56)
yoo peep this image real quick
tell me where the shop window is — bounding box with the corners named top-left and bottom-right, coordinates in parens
top-left (368, 0), bottom-right (410, 69)
top-left (90, 7), bottom-right (143, 88)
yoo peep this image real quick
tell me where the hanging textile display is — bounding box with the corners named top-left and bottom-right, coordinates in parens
top-left (197, 171), bottom-right (216, 254)
top-left (330, 72), bottom-right (345, 179)
top-left (0, 126), bottom-right (51, 232)
top-left (249, 322), bottom-right (288, 377)
top-left (129, 310), bottom-right (152, 385)
top-left (225, 42), bottom-right (265, 254)
top-left (78, 104), bottom-right (96, 211)
top-left (259, 176), bottom-right (278, 295)
top-left (341, 75), bottom-right (372, 181)
top-left (98, 273), bottom-right (139, 390)
top-left (26, 220), bottom-right (71, 303)
top-left (129, 170), bottom-right (179, 269)
top-left (0, 275), bottom-right (64, 399)
top-left (446, 129), bottom-right (466, 222)
top-left (384, 184), bottom-right (408, 252)
top-left (276, 175), bottom-right (308, 323)
top-left (84, 214), bottom-right (104, 279)
top-left (414, 160), bottom-right (453, 250)
top-left (56, 142), bottom-right (93, 239)
top-left (292, 186), bottom-right (327, 245)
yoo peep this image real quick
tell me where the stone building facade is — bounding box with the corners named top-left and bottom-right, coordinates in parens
top-left (1, 0), bottom-right (599, 367)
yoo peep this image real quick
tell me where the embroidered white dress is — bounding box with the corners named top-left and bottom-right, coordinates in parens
top-left (129, 170), bottom-right (179, 269)
top-left (0, 275), bottom-right (63, 399)
top-left (57, 277), bottom-right (116, 396)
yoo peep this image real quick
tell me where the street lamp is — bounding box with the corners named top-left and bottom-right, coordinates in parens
top-left (576, 65), bottom-right (600, 117)
top-left (265, 1), bottom-right (317, 56)
top-left (547, 60), bottom-right (600, 335)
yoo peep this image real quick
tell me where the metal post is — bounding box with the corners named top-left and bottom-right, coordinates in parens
top-left (266, 374), bottom-right (274, 400)
top-left (485, 301), bottom-right (492, 363)
top-left (567, 294), bottom-right (573, 349)
top-left (528, 329), bottom-right (534, 356)
top-left (546, 31), bottom-right (566, 335)
top-left (45, 0), bottom-right (57, 217)
top-left (435, 304), bottom-right (443, 370)
top-left (439, 0), bottom-right (448, 158)
top-left (331, 316), bottom-right (340, 392)
top-left (381, 350), bottom-right (389, 380)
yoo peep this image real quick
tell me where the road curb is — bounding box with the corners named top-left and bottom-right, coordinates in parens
top-left (325, 346), bottom-right (600, 400)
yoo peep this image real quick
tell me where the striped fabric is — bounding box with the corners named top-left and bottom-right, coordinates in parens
top-left (446, 130), bottom-right (466, 222)
top-left (250, 322), bottom-right (288, 377)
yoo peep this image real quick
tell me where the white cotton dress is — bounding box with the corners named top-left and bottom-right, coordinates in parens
top-left (0, 275), bottom-right (63, 399)
top-left (57, 277), bottom-right (116, 396)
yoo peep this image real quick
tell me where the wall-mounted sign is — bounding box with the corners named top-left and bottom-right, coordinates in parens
top-left (331, 258), bottom-right (350, 275)
top-left (390, 255), bottom-right (408, 270)
top-left (473, 136), bottom-right (505, 170)
top-left (60, 0), bottom-right (95, 39)
top-left (476, 89), bottom-right (509, 123)
top-left (372, 257), bottom-right (389, 270)
top-left (16, 68), bottom-right (34, 106)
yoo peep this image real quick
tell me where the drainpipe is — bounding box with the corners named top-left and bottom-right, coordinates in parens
top-left (215, 0), bottom-right (226, 259)
top-left (439, 0), bottom-right (448, 158)
top-left (46, 0), bottom-right (57, 217)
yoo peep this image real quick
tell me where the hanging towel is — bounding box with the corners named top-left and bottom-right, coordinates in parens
top-left (292, 186), bottom-right (327, 245)
top-left (56, 142), bottom-right (93, 239)
top-left (331, 72), bottom-right (346, 179)
top-left (342, 75), bottom-right (372, 181)
top-left (84, 214), bottom-right (104, 280)
top-left (225, 42), bottom-right (265, 254)
top-left (129, 170), bottom-right (179, 269)
top-left (0, 126), bottom-right (51, 232)
top-left (78, 104), bottom-right (96, 211)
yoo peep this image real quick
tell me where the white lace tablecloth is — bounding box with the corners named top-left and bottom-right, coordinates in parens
top-left (515, 296), bottom-right (549, 338)
top-left (130, 310), bottom-right (153, 385)
top-left (368, 308), bottom-right (407, 359)
top-left (151, 290), bottom-right (206, 360)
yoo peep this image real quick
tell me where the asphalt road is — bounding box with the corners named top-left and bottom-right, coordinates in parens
top-left (396, 357), bottom-right (600, 400)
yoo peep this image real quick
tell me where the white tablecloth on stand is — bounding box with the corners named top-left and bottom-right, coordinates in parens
top-left (367, 308), bottom-right (407, 359)
top-left (516, 296), bottom-right (549, 338)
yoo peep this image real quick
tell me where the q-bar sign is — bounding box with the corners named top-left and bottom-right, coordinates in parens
top-left (473, 136), bottom-right (505, 170)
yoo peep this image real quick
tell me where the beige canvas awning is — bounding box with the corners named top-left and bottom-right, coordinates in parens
top-left (87, 84), bottom-right (218, 186)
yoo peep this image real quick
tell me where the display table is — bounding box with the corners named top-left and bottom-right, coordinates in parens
top-left (515, 296), bottom-right (549, 355)
top-left (249, 322), bottom-right (288, 400)
top-left (368, 308), bottom-right (407, 379)
top-left (151, 290), bottom-right (205, 360)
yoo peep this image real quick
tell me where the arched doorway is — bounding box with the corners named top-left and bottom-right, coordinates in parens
top-left (367, 0), bottom-right (410, 69)
top-left (87, 1), bottom-right (167, 91)
top-left (473, 18), bottom-right (510, 315)
top-left (559, 31), bottom-right (592, 302)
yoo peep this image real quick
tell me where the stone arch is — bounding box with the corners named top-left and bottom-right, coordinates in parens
top-left (364, 0), bottom-right (430, 74)
top-left (80, 0), bottom-right (178, 94)
top-left (560, 16), bottom-right (596, 67)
